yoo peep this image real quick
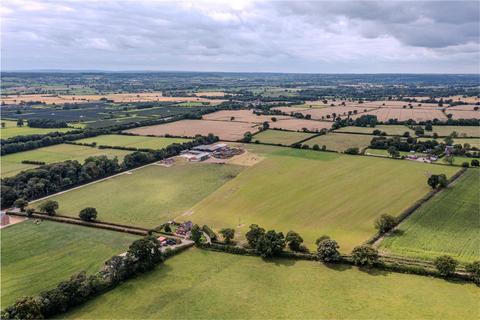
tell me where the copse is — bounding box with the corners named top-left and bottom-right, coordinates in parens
top-left (285, 230), bottom-right (305, 252)
top-left (246, 224), bottom-right (265, 248)
top-left (39, 200), bottom-right (59, 216)
top-left (255, 230), bottom-right (285, 258)
top-left (434, 255), bottom-right (458, 277)
top-left (351, 245), bottom-right (379, 267)
top-left (374, 214), bottom-right (397, 234)
top-left (79, 207), bottom-right (98, 222)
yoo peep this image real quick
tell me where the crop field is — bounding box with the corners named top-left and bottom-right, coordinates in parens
top-left (423, 126), bottom-right (480, 137)
top-left (269, 118), bottom-right (332, 131)
top-left (76, 134), bottom-right (190, 149)
top-left (380, 170), bottom-right (480, 263)
top-left (202, 109), bottom-right (290, 123)
top-left (1, 144), bottom-right (131, 177)
top-left (353, 108), bottom-right (447, 122)
top-left (334, 125), bottom-right (414, 136)
top-left (126, 119), bottom-right (260, 141)
top-left (0, 120), bottom-right (73, 139)
top-left (1, 220), bottom-right (137, 308)
top-left (445, 110), bottom-right (480, 120)
top-left (272, 106), bottom-right (376, 121)
top-left (65, 248), bottom-right (479, 319)
top-left (252, 130), bottom-right (315, 146)
top-left (189, 146), bottom-right (459, 251)
top-left (302, 133), bottom-right (374, 152)
top-left (33, 162), bottom-right (244, 228)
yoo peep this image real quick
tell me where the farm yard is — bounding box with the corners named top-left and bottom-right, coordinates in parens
top-left (302, 133), bottom-right (374, 152)
top-left (380, 170), bottom-right (480, 263)
top-left (189, 146), bottom-right (459, 251)
top-left (0, 120), bottom-right (74, 139)
top-left (75, 134), bottom-right (190, 149)
top-left (1, 144), bottom-right (131, 177)
top-left (32, 162), bottom-right (244, 228)
top-left (334, 125), bottom-right (414, 136)
top-left (125, 119), bottom-right (260, 141)
top-left (252, 130), bottom-right (315, 146)
top-left (64, 248), bottom-right (480, 319)
top-left (1, 220), bottom-right (137, 308)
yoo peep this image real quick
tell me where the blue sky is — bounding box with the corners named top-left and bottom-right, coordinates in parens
top-left (1, 0), bottom-right (479, 73)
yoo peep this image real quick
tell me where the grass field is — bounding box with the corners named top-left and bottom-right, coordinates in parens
top-left (189, 146), bottom-right (459, 251)
top-left (302, 133), bottom-right (374, 152)
top-left (418, 137), bottom-right (480, 149)
top-left (335, 125), bottom-right (414, 136)
top-left (1, 220), bottom-right (137, 308)
top-left (252, 130), bottom-right (315, 146)
top-left (65, 248), bottom-right (479, 319)
top-left (1, 144), bottom-right (131, 177)
top-left (33, 162), bottom-right (244, 228)
top-left (0, 120), bottom-right (73, 139)
top-left (425, 126), bottom-right (480, 137)
top-left (76, 134), bottom-right (191, 149)
top-left (380, 170), bottom-right (480, 262)
top-left (364, 148), bottom-right (425, 157)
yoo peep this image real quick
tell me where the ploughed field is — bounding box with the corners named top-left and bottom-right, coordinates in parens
top-left (1, 221), bottom-right (137, 308)
top-left (301, 133), bottom-right (375, 152)
top-left (1, 144), bottom-right (131, 177)
top-left (33, 162), bottom-right (244, 228)
top-left (380, 169), bottom-right (480, 263)
top-left (64, 248), bottom-right (480, 319)
top-left (252, 129), bottom-right (315, 146)
top-left (75, 134), bottom-right (191, 149)
top-left (0, 120), bottom-right (74, 139)
top-left (189, 145), bottom-right (459, 251)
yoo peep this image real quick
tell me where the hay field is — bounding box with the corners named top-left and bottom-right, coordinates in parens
top-left (335, 125), bottom-right (414, 136)
top-left (189, 146), bottom-right (459, 251)
top-left (76, 134), bottom-right (190, 149)
top-left (273, 106), bottom-right (376, 120)
top-left (302, 133), bottom-right (374, 152)
top-left (0, 120), bottom-right (73, 139)
top-left (445, 110), bottom-right (480, 120)
top-left (447, 105), bottom-right (480, 111)
top-left (380, 170), bottom-right (480, 263)
top-left (1, 144), bottom-right (131, 177)
top-left (354, 108), bottom-right (447, 122)
top-left (65, 248), bottom-right (479, 319)
top-left (202, 109), bottom-right (290, 123)
top-left (424, 126), bottom-right (480, 137)
top-left (126, 119), bottom-right (259, 141)
top-left (1, 220), bottom-right (137, 308)
top-left (194, 91), bottom-right (226, 97)
top-left (33, 162), bottom-right (244, 228)
top-left (253, 130), bottom-right (315, 146)
top-left (362, 101), bottom-right (440, 108)
top-left (269, 119), bottom-right (332, 131)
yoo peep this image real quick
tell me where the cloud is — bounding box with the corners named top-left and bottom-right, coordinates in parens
top-left (1, 0), bottom-right (478, 73)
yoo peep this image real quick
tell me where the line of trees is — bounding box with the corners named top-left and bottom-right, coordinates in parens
top-left (27, 119), bottom-right (70, 128)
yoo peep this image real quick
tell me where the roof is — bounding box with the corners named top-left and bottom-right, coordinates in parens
top-left (192, 143), bottom-right (227, 152)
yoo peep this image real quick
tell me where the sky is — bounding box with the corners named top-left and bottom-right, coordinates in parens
top-left (1, 0), bottom-right (479, 73)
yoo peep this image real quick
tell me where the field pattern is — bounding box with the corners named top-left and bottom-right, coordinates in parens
top-left (335, 125), bottom-right (413, 136)
top-left (424, 126), bottom-right (480, 137)
top-left (269, 119), bottom-right (332, 131)
top-left (202, 110), bottom-right (290, 123)
top-left (76, 134), bottom-right (190, 149)
top-left (354, 108), bottom-right (447, 122)
top-left (1, 221), bottom-right (137, 308)
top-left (65, 249), bottom-right (480, 319)
top-left (0, 120), bottom-right (73, 139)
top-left (302, 133), bottom-right (374, 152)
top-left (253, 130), bottom-right (315, 145)
top-left (380, 170), bottom-right (480, 262)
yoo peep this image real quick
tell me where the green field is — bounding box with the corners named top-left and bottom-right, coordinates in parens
top-left (302, 133), bottom-right (374, 152)
top-left (335, 125), bottom-right (413, 136)
top-left (364, 148), bottom-right (426, 157)
top-left (424, 126), bottom-right (480, 137)
top-left (76, 134), bottom-right (191, 149)
top-left (380, 170), bottom-right (480, 263)
top-left (65, 248), bottom-right (479, 319)
top-left (253, 130), bottom-right (315, 146)
top-left (1, 144), bottom-right (132, 177)
top-left (419, 137), bottom-right (480, 149)
top-left (189, 146), bottom-right (459, 251)
top-left (0, 120), bottom-right (73, 139)
top-left (33, 162), bottom-right (244, 228)
top-left (1, 220), bottom-right (137, 308)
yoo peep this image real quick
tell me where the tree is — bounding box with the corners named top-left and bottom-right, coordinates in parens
top-left (315, 235), bottom-right (330, 245)
top-left (344, 147), bottom-right (359, 155)
top-left (428, 174), bottom-right (447, 189)
top-left (242, 132), bottom-right (253, 143)
top-left (230, 116), bottom-right (235, 121)
top-left (471, 159), bottom-right (479, 167)
top-left (414, 126), bottom-right (424, 136)
top-left (1, 122), bottom-right (5, 128)
top-left (442, 155), bottom-right (454, 166)
top-left (190, 224), bottom-right (203, 244)
top-left (434, 255), bottom-right (457, 277)
top-left (262, 121), bottom-right (269, 130)
top-left (219, 228), bottom-right (235, 244)
top-left (13, 198), bottom-right (28, 211)
top-left (16, 118), bottom-right (24, 127)
top-left (317, 239), bottom-right (341, 262)
top-left (255, 230), bottom-right (285, 258)
top-left (387, 146), bottom-right (400, 158)
top-left (127, 236), bottom-right (163, 272)
top-left (285, 230), bottom-right (304, 252)
top-left (424, 123), bottom-right (433, 131)
top-left (312, 144), bottom-right (320, 151)
top-left (271, 117), bottom-right (277, 122)
top-left (437, 174), bottom-right (448, 188)
top-left (79, 207), bottom-right (98, 222)
top-left (164, 224), bottom-right (172, 233)
top-left (246, 224), bottom-right (265, 248)
top-left (444, 135), bottom-right (454, 146)
top-left (465, 261), bottom-right (480, 284)
top-left (374, 214), bottom-right (397, 234)
top-left (39, 200), bottom-right (59, 216)
top-left (1, 296), bottom-right (44, 320)
top-left (351, 245), bottom-right (379, 267)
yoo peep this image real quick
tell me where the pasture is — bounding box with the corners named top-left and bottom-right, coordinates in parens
top-left (1, 144), bottom-right (131, 177)
top-left (1, 220), bottom-right (137, 308)
top-left (335, 125), bottom-right (414, 136)
top-left (189, 146), bottom-right (459, 251)
top-left (65, 249), bottom-right (479, 319)
top-left (302, 133), bottom-right (374, 152)
top-left (252, 130), bottom-right (315, 146)
top-left (0, 120), bottom-right (73, 139)
top-left (380, 170), bottom-right (480, 263)
top-left (126, 119), bottom-right (260, 141)
top-left (269, 118), bottom-right (332, 131)
top-left (418, 137), bottom-right (480, 149)
top-left (75, 134), bottom-right (190, 149)
top-left (424, 126), bottom-right (480, 137)
top-left (33, 162), bottom-right (244, 228)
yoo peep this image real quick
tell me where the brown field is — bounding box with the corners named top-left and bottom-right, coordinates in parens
top-left (1, 93), bottom-right (223, 105)
top-left (353, 108), bottom-right (447, 122)
top-left (362, 101), bottom-right (440, 108)
top-left (273, 106), bottom-right (377, 121)
top-left (202, 110), bottom-right (290, 123)
top-left (445, 110), bottom-right (480, 120)
top-left (446, 95), bottom-right (480, 104)
top-left (447, 105), bottom-right (480, 111)
top-left (193, 91), bottom-right (227, 97)
top-left (126, 120), bottom-right (259, 141)
top-left (269, 119), bottom-right (332, 131)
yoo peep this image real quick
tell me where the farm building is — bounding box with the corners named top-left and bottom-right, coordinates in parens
top-left (180, 151), bottom-right (210, 162)
top-left (193, 143), bottom-right (228, 152)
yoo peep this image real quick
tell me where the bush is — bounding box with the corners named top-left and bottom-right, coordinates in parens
top-left (219, 228), bottom-right (235, 244)
top-left (434, 255), bottom-right (458, 277)
top-left (39, 200), bottom-right (59, 216)
top-left (351, 245), bottom-right (379, 267)
top-left (374, 214), bottom-right (397, 234)
top-left (1, 296), bottom-right (44, 320)
top-left (465, 261), bottom-right (480, 284)
top-left (462, 162), bottom-right (470, 168)
top-left (190, 224), bottom-right (203, 244)
top-left (13, 198), bottom-right (28, 211)
top-left (317, 239), bottom-right (341, 262)
top-left (471, 159), bottom-right (480, 167)
top-left (344, 147), bottom-right (359, 155)
top-left (79, 207), bottom-right (98, 222)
